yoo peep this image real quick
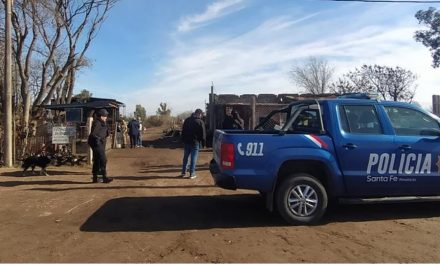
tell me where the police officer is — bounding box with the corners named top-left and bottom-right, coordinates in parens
top-left (88, 109), bottom-right (113, 183)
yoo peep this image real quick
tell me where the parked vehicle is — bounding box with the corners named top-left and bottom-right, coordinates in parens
top-left (210, 94), bottom-right (440, 224)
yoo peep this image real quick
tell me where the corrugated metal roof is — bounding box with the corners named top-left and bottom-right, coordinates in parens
top-left (42, 98), bottom-right (124, 110)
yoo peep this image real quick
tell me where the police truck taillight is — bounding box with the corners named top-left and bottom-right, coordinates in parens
top-left (221, 143), bottom-right (234, 170)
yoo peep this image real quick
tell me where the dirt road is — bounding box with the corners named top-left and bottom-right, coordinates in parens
top-left (1, 128), bottom-right (440, 262)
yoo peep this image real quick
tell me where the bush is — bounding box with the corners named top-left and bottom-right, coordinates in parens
top-left (176, 111), bottom-right (192, 122)
top-left (145, 116), bottom-right (164, 128)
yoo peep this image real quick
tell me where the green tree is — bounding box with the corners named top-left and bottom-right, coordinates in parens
top-left (415, 7), bottom-right (440, 68)
top-left (156, 102), bottom-right (171, 116)
top-left (134, 104), bottom-right (147, 120)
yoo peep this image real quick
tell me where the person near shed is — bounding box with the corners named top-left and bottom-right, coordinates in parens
top-left (127, 117), bottom-right (140, 148)
top-left (119, 117), bottom-right (128, 148)
top-left (137, 116), bottom-right (143, 147)
top-left (222, 107), bottom-right (244, 129)
top-left (88, 109), bottom-right (113, 183)
top-left (180, 108), bottom-right (206, 179)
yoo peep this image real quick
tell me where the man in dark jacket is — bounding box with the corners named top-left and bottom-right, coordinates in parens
top-left (88, 109), bottom-right (113, 183)
top-left (180, 108), bottom-right (206, 179)
top-left (127, 117), bottom-right (140, 148)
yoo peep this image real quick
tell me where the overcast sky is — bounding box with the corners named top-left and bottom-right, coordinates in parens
top-left (75, 0), bottom-right (440, 115)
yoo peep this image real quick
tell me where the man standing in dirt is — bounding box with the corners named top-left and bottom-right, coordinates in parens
top-left (128, 117), bottom-right (140, 148)
top-left (180, 108), bottom-right (206, 179)
top-left (88, 109), bottom-right (113, 183)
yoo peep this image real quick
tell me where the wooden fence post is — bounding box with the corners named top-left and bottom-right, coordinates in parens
top-left (86, 116), bottom-right (93, 165)
top-left (251, 96), bottom-right (256, 129)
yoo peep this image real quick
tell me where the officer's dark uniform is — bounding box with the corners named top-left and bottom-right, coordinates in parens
top-left (88, 109), bottom-right (113, 183)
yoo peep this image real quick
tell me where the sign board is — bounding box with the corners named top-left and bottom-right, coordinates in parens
top-left (52, 126), bottom-right (76, 144)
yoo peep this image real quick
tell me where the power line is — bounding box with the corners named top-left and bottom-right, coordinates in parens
top-left (324, 0), bottom-right (440, 3)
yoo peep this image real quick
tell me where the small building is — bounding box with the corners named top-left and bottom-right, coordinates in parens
top-left (41, 97), bottom-right (125, 155)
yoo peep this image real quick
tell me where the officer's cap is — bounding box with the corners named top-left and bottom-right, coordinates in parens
top-left (97, 108), bottom-right (109, 117)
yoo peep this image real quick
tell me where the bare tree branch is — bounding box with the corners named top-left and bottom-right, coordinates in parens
top-left (330, 65), bottom-right (417, 102)
top-left (290, 57), bottom-right (335, 94)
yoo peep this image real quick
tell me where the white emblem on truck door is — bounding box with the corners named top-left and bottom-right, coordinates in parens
top-left (237, 142), bottom-right (264, 157)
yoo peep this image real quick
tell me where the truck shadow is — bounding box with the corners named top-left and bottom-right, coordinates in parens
top-left (80, 194), bottom-right (284, 232)
top-left (80, 194), bottom-right (440, 232)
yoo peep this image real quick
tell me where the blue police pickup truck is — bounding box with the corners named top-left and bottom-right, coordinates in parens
top-left (209, 96), bottom-right (440, 224)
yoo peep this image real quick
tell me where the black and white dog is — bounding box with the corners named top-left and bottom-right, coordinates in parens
top-left (21, 154), bottom-right (53, 176)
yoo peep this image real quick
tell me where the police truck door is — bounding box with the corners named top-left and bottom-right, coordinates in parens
top-left (384, 106), bottom-right (440, 195)
top-left (334, 103), bottom-right (398, 196)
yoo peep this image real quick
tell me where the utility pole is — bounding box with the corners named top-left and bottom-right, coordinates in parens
top-left (209, 81), bottom-right (215, 132)
top-left (3, 0), bottom-right (13, 167)
top-left (433, 95), bottom-right (440, 117)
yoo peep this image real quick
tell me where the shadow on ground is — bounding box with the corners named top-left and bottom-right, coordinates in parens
top-left (139, 163), bottom-right (209, 174)
top-left (143, 136), bottom-right (183, 149)
top-left (142, 136), bottom-right (213, 151)
top-left (112, 175), bottom-right (183, 181)
top-left (30, 184), bottom-right (214, 192)
top-left (0, 180), bottom-right (88, 187)
top-left (80, 194), bottom-right (281, 232)
top-left (80, 194), bottom-right (440, 232)
top-left (0, 170), bottom-right (86, 177)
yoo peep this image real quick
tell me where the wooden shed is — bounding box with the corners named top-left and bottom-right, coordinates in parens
top-left (42, 97), bottom-right (125, 155)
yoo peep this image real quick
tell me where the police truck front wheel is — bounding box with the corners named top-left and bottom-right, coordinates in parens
top-left (276, 173), bottom-right (328, 225)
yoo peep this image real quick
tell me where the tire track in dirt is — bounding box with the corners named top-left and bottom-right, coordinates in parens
top-left (312, 223), bottom-right (428, 262)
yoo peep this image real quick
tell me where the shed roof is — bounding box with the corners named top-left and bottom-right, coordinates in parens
top-left (42, 97), bottom-right (124, 111)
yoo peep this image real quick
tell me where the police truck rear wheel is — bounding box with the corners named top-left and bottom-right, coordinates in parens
top-left (276, 173), bottom-right (327, 225)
